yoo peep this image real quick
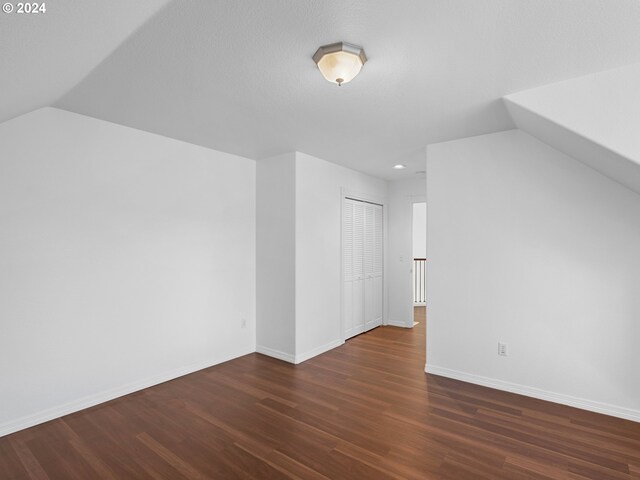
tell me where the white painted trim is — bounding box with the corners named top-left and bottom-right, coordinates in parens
top-left (295, 339), bottom-right (344, 364)
top-left (341, 188), bottom-right (387, 209)
top-left (386, 320), bottom-right (413, 329)
top-left (0, 347), bottom-right (255, 438)
top-left (425, 364), bottom-right (640, 424)
top-left (256, 345), bottom-right (295, 363)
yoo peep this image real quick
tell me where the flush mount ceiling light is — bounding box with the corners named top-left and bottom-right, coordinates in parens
top-left (393, 164), bottom-right (407, 170)
top-left (313, 42), bottom-right (367, 86)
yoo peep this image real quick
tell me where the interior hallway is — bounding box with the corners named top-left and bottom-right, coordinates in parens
top-left (1, 312), bottom-right (639, 479)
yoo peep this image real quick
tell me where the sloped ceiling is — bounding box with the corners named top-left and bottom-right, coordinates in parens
top-left (4, 1), bottom-right (640, 179)
top-left (505, 63), bottom-right (640, 194)
top-left (0, 0), bottom-right (171, 124)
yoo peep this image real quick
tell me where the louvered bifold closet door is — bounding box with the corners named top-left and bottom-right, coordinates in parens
top-left (342, 200), bottom-right (355, 338)
top-left (351, 200), bottom-right (366, 336)
top-left (372, 204), bottom-right (383, 328)
top-left (363, 203), bottom-right (376, 331)
top-left (343, 198), bottom-right (383, 340)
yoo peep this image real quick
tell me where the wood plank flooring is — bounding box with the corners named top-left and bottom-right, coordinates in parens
top-left (2, 307), bottom-right (639, 479)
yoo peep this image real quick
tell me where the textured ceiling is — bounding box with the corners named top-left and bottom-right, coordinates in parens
top-left (4, 1), bottom-right (640, 180)
top-left (0, 0), bottom-right (170, 125)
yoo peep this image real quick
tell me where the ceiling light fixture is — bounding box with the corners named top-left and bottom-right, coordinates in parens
top-left (393, 164), bottom-right (407, 170)
top-left (313, 42), bottom-right (367, 86)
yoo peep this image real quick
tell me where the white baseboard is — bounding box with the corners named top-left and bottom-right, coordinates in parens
top-left (0, 347), bottom-right (256, 438)
top-left (256, 345), bottom-right (295, 364)
top-left (425, 364), bottom-right (640, 423)
top-left (295, 339), bottom-right (344, 364)
top-left (257, 340), bottom-right (344, 365)
top-left (385, 320), bottom-right (413, 328)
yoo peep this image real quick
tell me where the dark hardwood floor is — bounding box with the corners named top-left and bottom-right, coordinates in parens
top-left (2, 307), bottom-right (639, 479)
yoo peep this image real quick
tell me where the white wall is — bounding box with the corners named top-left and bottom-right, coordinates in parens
top-left (387, 177), bottom-right (426, 327)
top-left (255, 151), bottom-right (388, 363)
top-left (256, 153), bottom-right (296, 361)
top-left (295, 153), bottom-right (388, 361)
top-left (0, 108), bottom-right (256, 436)
top-left (426, 129), bottom-right (640, 421)
top-left (412, 202), bottom-right (427, 259)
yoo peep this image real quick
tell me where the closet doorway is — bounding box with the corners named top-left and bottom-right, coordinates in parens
top-left (342, 197), bottom-right (384, 340)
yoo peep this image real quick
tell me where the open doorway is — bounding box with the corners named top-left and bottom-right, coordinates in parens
top-left (412, 202), bottom-right (426, 326)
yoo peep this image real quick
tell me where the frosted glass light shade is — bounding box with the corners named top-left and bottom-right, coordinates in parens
top-left (313, 42), bottom-right (367, 86)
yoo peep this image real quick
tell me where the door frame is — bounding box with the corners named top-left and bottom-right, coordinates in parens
top-left (340, 188), bottom-right (388, 343)
top-left (410, 196), bottom-right (426, 325)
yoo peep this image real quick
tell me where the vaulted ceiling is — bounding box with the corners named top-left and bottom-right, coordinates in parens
top-left (0, 0), bottom-right (170, 125)
top-left (3, 0), bottom-right (640, 180)
top-left (505, 63), bottom-right (640, 194)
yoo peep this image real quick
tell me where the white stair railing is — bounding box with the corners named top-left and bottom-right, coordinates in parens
top-left (413, 258), bottom-right (426, 304)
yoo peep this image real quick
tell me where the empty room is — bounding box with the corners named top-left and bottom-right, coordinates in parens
top-left (2, 1), bottom-right (640, 478)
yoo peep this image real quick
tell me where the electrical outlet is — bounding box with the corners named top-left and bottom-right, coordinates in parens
top-left (241, 318), bottom-right (247, 329)
top-left (498, 342), bottom-right (508, 357)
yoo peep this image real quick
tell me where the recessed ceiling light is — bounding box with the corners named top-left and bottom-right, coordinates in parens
top-left (393, 164), bottom-right (407, 170)
top-left (313, 42), bottom-right (367, 86)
